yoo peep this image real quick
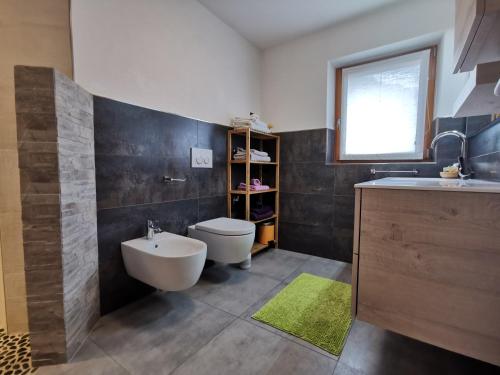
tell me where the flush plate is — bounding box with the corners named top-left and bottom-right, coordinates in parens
top-left (191, 147), bottom-right (213, 168)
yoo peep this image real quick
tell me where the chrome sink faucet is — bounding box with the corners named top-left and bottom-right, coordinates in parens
top-left (147, 219), bottom-right (161, 240)
top-left (430, 130), bottom-right (472, 179)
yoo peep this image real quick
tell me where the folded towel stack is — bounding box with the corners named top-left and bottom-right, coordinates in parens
top-left (238, 178), bottom-right (270, 191)
top-left (232, 113), bottom-right (271, 133)
top-left (250, 205), bottom-right (274, 221)
top-left (233, 147), bottom-right (271, 162)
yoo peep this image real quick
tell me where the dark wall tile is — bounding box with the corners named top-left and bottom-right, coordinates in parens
top-left (280, 192), bottom-right (334, 227)
top-left (94, 97), bottom-right (161, 157)
top-left (278, 221), bottom-right (335, 260)
top-left (332, 228), bottom-right (353, 263)
top-left (325, 128), bottom-right (335, 163)
top-left (278, 129), bottom-right (327, 163)
top-left (150, 156), bottom-right (199, 202)
top-left (94, 96), bottom-right (198, 158)
top-left (197, 122), bottom-right (228, 164)
top-left (334, 196), bottom-right (355, 230)
top-left (155, 113), bottom-right (198, 159)
top-left (198, 195), bottom-right (227, 222)
top-left (466, 115), bottom-right (494, 136)
top-left (196, 162), bottom-right (227, 198)
top-left (280, 162), bottom-right (334, 194)
top-left (469, 119), bottom-right (500, 158)
top-left (95, 154), bottom-right (155, 209)
top-left (437, 117), bottom-right (466, 132)
top-left (334, 165), bottom-right (372, 196)
top-left (99, 256), bottom-right (155, 316)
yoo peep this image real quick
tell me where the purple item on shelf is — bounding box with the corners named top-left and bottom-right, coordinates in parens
top-left (250, 205), bottom-right (274, 220)
top-left (251, 210), bottom-right (274, 221)
top-left (251, 205), bottom-right (273, 215)
top-left (238, 182), bottom-right (270, 191)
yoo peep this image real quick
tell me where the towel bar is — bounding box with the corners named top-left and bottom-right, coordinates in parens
top-left (163, 176), bottom-right (186, 183)
top-left (370, 168), bottom-right (419, 175)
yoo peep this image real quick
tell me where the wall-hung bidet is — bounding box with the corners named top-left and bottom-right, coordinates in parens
top-left (121, 231), bottom-right (206, 291)
top-left (188, 217), bottom-right (255, 269)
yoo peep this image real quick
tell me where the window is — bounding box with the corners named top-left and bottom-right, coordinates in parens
top-left (335, 47), bottom-right (436, 161)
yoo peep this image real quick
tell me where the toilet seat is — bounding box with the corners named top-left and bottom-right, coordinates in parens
top-left (195, 217), bottom-right (254, 236)
top-left (188, 217), bottom-right (255, 264)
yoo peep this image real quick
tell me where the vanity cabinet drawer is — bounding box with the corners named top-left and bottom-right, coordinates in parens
top-left (353, 188), bottom-right (500, 366)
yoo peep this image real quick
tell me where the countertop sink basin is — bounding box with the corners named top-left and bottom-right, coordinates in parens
top-left (355, 177), bottom-right (500, 193)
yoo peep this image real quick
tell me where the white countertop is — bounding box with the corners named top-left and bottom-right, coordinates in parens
top-left (355, 177), bottom-right (500, 194)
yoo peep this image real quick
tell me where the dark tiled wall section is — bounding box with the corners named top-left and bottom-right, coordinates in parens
top-left (468, 116), bottom-right (500, 181)
top-left (276, 116), bottom-right (487, 263)
top-left (94, 97), bottom-right (227, 315)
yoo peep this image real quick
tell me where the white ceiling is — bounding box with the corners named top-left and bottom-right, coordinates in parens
top-left (198, 0), bottom-right (409, 49)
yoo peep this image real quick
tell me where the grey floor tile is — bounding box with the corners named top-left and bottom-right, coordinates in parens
top-left (249, 248), bottom-right (310, 281)
top-left (272, 248), bottom-right (312, 260)
top-left (184, 263), bottom-right (281, 316)
top-left (333, 362), bottom-right (365, 375)
top-left (241, 282), bottom-right (339, 360)
top-left (171, 319), bottom-right (336, 375)
top-left (338, 320), bottom-right (500, 375)
top-left (89, 292), bottom-right (235, 375)
top-left (284, 256), bottom-right (352, 284)
top-left (35, 339), bottom-right (128, 375)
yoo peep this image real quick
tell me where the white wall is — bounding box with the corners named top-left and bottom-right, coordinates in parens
top-left (262, 0), bottom-right (468, 132)
top-left (71, 0), bottom-right (261, 126)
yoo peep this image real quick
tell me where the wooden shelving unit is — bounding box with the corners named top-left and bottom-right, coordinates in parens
top-left (227, 127), bottom-right (279, 255)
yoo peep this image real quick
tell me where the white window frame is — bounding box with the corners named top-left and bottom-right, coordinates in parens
top-left (338, 48), bottom-right (432, 161)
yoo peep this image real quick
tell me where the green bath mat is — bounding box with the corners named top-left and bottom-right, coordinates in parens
top-left (252, 273), bottom-right (352, 356)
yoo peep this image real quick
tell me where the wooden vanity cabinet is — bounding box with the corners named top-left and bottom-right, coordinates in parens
top-left (351, 187), bottom-right (500, 366)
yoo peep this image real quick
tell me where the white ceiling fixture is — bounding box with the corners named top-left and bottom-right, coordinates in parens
top-left (198, 0), bottom-right (409, 49)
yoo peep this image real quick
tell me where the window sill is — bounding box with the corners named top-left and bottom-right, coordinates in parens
top-left (325, 160), bottom-right (437, 166)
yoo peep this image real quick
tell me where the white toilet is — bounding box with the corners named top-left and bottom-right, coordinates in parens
top-left (188, 217), bottom-right (255, 267)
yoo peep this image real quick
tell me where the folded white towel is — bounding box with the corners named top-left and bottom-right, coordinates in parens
top-left (233, 148), bottom-right (271, 162)
top-left (235, 147), bottom-right (269, 157)
top-left (251, 149), bottom-right (268, 157)
top-left (232, 115), bottom-right (271, 133)
top-left (251, 154), bottom-right (271, 162)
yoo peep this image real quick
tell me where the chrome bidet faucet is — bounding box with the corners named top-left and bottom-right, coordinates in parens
top-left (147, 219), bottom-right (161, 240)
top-left (430, 130), bottom-right (472, 179)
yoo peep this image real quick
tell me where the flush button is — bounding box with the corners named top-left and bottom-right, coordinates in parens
top-left (191, 148), bottom-right (213, 168)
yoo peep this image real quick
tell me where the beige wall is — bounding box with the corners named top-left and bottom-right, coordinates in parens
top-left (0, 0), bottom-right (73, 333)
top-left (71, 0), bottom-right (261, 126)
top-left (261, 0), bottom-right (469, 132)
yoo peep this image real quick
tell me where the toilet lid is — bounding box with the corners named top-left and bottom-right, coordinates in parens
top-left (195, 217), bottom-right (255, 236)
